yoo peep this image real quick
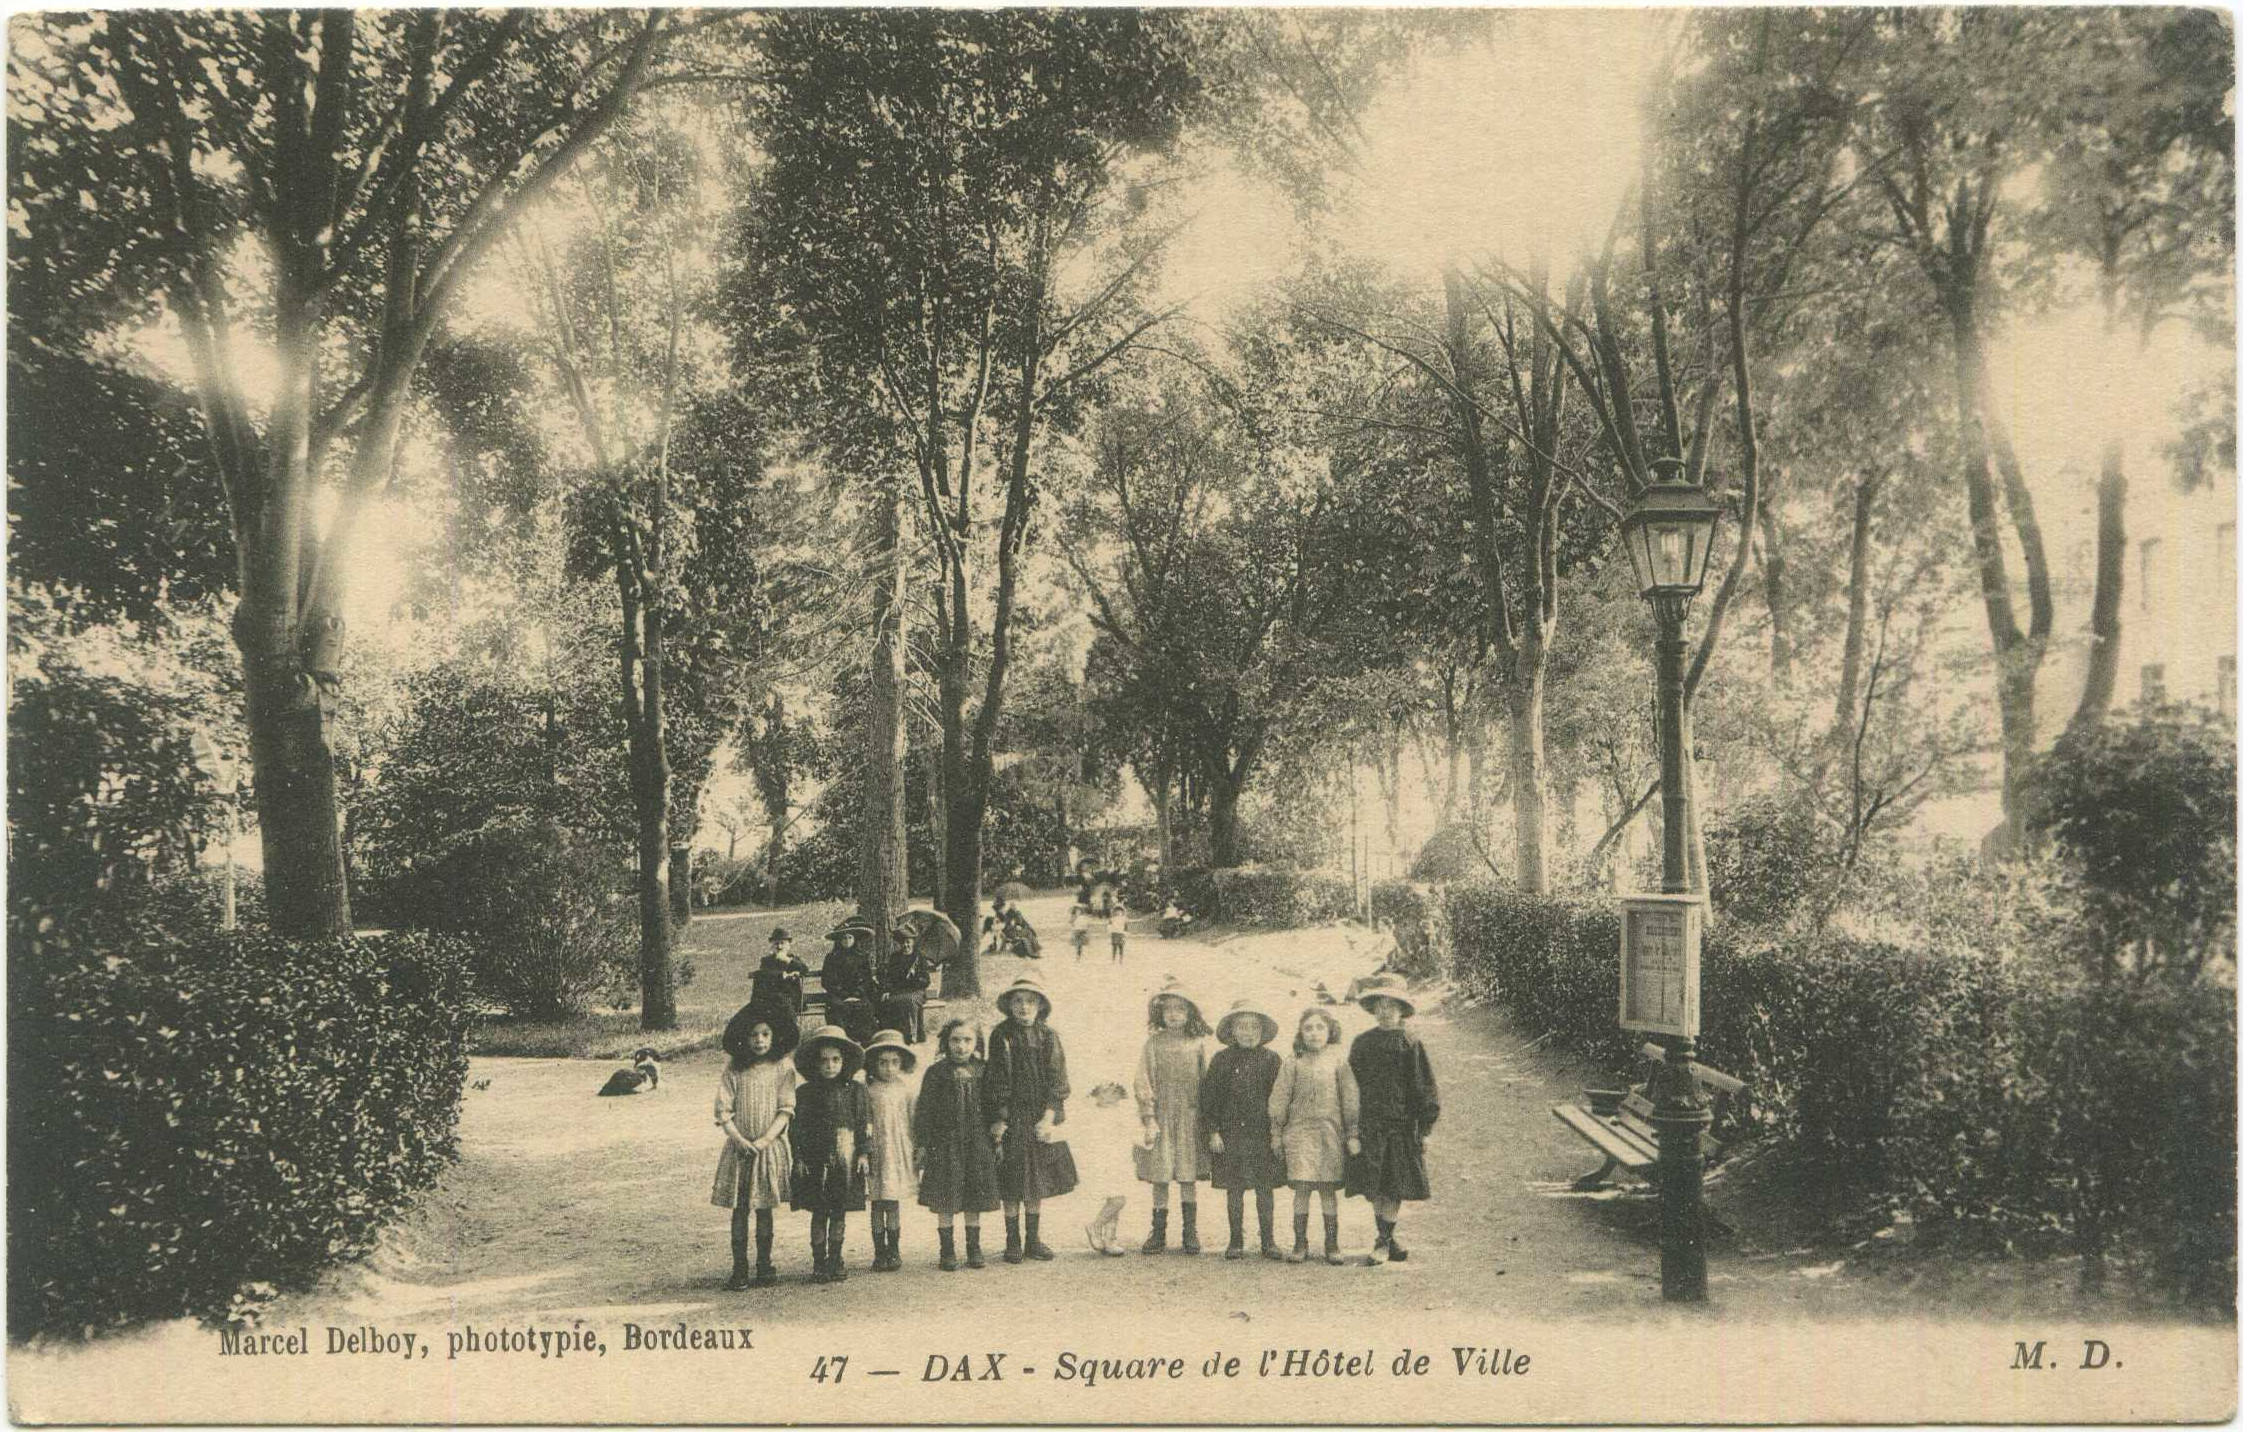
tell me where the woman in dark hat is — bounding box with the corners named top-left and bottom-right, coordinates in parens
top-left (873, 922), bottom-right (933, 1043)
top-left (819, 918), bottom-right (880, 1046)
top-left (791, 1025), bottom-right (871, 1283)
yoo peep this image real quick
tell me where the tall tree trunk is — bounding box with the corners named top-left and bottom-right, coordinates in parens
top-left (632, 594), bottom-right (676, 1031)
top-left (1761, 487), bottom-right (1792, 686)
top-left (937, 652), bottom-right (985, 997)
top-left (1506, 646), bottom-right (1552, 894)
top-left (1949, 299), bottom-right (2043, 834)
top-left (1152, 758), bottom-right (1174, 876)
top-left (1208, 769), bottom-right (1245, 868)
top-left (2069, 275), bottom-right (2131, 736)
top-left (928, 747), bottom-right (948, 909)
top-left (1832, 469), bottom-right (1881, 737)
top-left (238, 606), bottom-right (352, 937)
top-left (859, 478), bottom-right (908, 959)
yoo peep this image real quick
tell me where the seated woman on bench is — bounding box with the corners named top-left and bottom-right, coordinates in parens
top-left (820, 918), bottom-right (882, 1045)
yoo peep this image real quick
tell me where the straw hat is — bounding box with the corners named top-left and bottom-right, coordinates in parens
top-left (863, 1029), bottom-right (917, 1074)
top-left (1215, 998), bottom-right (1279, 1048)
top-left (826, 916), bottom-right (876, 942)
top-left (1145, 976), bottom-right (1204, 1029)
top-left (1354, 973), bottom-right (1417, 1018)
top-left (794, 1024), bottom-right (865, 1080)
top-left (995, 972), bottom-right (1051, 1020)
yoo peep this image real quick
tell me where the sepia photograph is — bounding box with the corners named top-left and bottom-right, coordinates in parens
top-left (5, 5), bottom-right (2236, 1424)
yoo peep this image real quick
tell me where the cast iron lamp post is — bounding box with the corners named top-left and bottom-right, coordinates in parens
top-left (1619, 455), bottom-right (1721, 1303)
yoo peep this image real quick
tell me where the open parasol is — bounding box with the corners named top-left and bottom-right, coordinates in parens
top-left (893, 908), bottom-right (963, 965)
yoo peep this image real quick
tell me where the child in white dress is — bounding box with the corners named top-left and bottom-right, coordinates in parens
top-left (712, 1003), bottom-right (799, 1289)
top-left (863, 1029), bottom-right (919, 1272)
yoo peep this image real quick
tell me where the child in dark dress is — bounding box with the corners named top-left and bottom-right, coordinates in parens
top-left (914, 1018), bottom-right (1003, 1271)
top-left (1203, 999), bottom-right (1287, 1260)
top-left (790, 1024), bottom-right (871, 1283)
top-left (1345, 975), bottom-right (1440, 1265)
top-left (985, 973), bottom-right (1079, 1263)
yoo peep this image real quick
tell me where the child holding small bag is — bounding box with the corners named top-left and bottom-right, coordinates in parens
top-left (986, 973), bottom-right (1078, 1262)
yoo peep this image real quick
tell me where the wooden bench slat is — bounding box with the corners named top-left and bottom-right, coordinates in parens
top-left (1552, 1104), bottom-right (1658, 1168)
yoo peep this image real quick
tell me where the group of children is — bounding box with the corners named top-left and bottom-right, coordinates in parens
top-left (711, 950), bottom-right (1439, 1286)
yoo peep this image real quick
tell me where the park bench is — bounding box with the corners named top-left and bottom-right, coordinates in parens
top-left (798, 970), bottom-right (946, 1045)
top-left (1551, 1043), bottom-right (1746, 1192)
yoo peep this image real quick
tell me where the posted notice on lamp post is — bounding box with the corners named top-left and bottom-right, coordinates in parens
top-left (1619, 894), bottom-right (1702, 1040)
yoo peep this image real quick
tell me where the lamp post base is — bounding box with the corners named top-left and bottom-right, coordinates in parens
top-left (1651, 1037), bottom-right (1711, 1303)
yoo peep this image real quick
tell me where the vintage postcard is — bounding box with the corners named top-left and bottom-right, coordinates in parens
top-left (7, 5), bottom-right (2236, 1425)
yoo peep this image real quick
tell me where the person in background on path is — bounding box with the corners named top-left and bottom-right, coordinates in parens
top-left (862, 1030), bottom-right (918, 1272)
top-left (789, 1024), bottom-right (871, 1283)
top-left (1346, 975), bottom-right (1440, 1265)
top-left (1107, 893), bottom-right (1128, 963)
top-left (711, 1002), bottom-right (798, 1289)
top-left (1069, 893), bottom-right (1095, 961)
top-left (748, 927), bottom-right (808, 1016)
top-left (985, 973), bottom-right (1078, 1263)
top-left (915, 1018), bottom-right (1001, 1271)
top-left (1134, 980), bottom-right (1212, 1254)
top-left (1202, 999), bottom-right (1287, 1261)
top-left (1269, 1007), bottom-right (1360, 1266)
top-left (819, 919), bottom-right (880, 1046)
top-left (991, 896), bottom-right (1042, 959)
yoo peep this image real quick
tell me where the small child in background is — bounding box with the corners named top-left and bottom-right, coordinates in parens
top-left (1133, 980), bottom-right (1211, 1254)
top-left (1069, 897), bottom-right (1094, 961)
top-left (1269, 1007), bottom-right (1359, 1265)
top-left (1346, 976), bottom-right (1440, 1265)
top-left (914, 1019), bottom-right (1002, 1270)
top-left (1202, 999), bottom-right (1286, 1260)
top-left (862, 1030), bottom-right (918, 1272)
top-left (1107, 895), bottom-right (1128, 963)
top-left (711, 1003), bottom-right (798, 1288)
top-left (789, 1024), bottom-right (871, 1283)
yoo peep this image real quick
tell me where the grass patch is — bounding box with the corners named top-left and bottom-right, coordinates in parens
top-left (466, 899), bottom-right (848, 1059)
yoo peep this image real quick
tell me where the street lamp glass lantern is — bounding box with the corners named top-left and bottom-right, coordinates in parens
top-left (1621, 470), bottom-right (1721, 599)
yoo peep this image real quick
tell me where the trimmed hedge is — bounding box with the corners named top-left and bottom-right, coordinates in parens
top-left (1171, 867), bottom-right (1356, 929)
top-left (10, 906), bottom-right (474, 1336)
top-left (1379, 879), bottom-right (2237, 1302)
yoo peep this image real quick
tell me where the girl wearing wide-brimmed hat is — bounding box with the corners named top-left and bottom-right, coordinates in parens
top-left (861, 1029), bottom-right (918, 1272)
top-left (914, 1018), bottom-right (1002, 1270)
top-left (1133, 979), bottom-right (1213, 1254)
top-left (1203, 999), bottom-right (1287, 1260)
top-left (1346, 975), bottom-right (1440, 1265)
top-left (790, 1025), bottom-right (871, 1283)
top-left (712, 1002), bottom-right (800, 1288)
top-left (1269, 1007), bottom-right (1360, 1265)
top-left (985, 972), bottom-right (1078, 1262)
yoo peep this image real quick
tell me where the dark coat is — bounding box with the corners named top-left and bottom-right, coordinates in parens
top-left (873, 946), bottom-right (932, 1037)
top-left (1201, 1045), bottom-right (1287, 1190)
top-left (820, 941), bottom-right (879, 1044)
top-left (985, 1018), bottom-right (1078, 1201)
top-left (1344, 1025), bottom-right (1439, 1202)
top-left (790, 1074), bottom-right (871, 1213)
top-left (749, 953), bottom-right (808, 1015)
top-left (913, 1058), bottom-right (1002, 1216)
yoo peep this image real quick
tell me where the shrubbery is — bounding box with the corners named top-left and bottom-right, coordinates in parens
top-left (1169, 866), bottom-right (1356, 928)
top-left (9, 892), bottom-right (474, 1336)
top-left (375, 822), bottom-right (640, 1020)
top-left (1376, 878), bottom-right (2236, 1303)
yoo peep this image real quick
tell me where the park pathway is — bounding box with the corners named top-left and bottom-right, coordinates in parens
top-left (258, 892), bottom-right (1915, 1332)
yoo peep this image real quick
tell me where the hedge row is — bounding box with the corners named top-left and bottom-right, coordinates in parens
top-left (10, 904), bottom-right (475, 1336)
top-left (1169, 866), bottom-right (1356, 929)
top-left (1373, 878), bottom-right (2237, 1302)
